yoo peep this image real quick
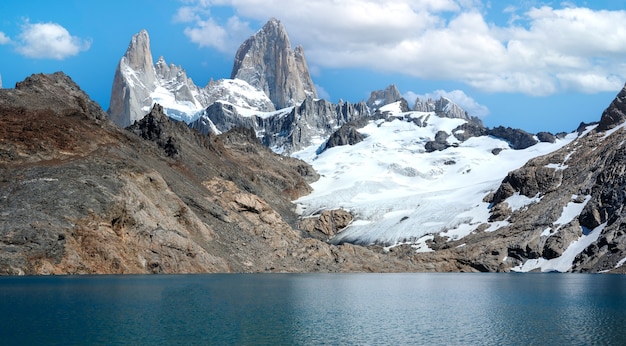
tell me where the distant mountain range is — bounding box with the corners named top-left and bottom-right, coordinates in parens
top-left (1, 18), bottom-right (625, 274)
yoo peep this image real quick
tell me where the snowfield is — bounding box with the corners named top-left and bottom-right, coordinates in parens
top-left (293, 103), bottom-right (578, 247)
top-left (143, 85), bottom-right (204, 123)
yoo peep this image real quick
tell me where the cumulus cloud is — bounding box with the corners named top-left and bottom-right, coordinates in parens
top-left (0, 32), bottom-right (10, 44)
top-left (183, 15), bottom-right (252, 53)
top-left (404, 89), bottom-right (489, 117)
top-left (16, 21), bottom-right (91, 60)
top-left (177, 1), bottom-right (626, 95)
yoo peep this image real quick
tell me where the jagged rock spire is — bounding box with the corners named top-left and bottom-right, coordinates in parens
top-left (597, 83), bottom-right (626, 131)
top-left (366, 84), bottom-right (403, 111)
top-left (230, 18), bottom-right (318, 109)
top-left (414, 96), bottom-right (470, 120)
top-left (108, 29), bottom-right (157, 127)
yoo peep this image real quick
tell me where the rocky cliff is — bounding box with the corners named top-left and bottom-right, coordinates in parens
top-left (0, 72), bottom-right (436, 275)
top-left (231, 18), bottom-right (318, 109)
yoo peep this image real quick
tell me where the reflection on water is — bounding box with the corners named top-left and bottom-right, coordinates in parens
top-left (1, 273), bottom-right (625, 345)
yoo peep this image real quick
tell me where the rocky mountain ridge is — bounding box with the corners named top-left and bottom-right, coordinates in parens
top-left (190, 96), bottom-right (371, 153)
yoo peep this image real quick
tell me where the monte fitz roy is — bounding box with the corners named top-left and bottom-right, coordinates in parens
top-left (1, 18), bottom-right (626, 274)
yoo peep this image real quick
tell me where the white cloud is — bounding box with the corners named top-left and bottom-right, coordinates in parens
top-left (183, 15), bottom-right (252, 53)
top-left (16, 22), bottom-right (91, 60)
top-left (404, 89), bottom-right (490, 117)
top-left (173, 6), bottom-right (201, 23)
top-left (0, 32), bottom-right (10, 44)
top-left (177, 1), bottom-right (626, 95)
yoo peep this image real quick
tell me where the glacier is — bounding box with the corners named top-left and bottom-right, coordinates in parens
top-left (293, 101), bottom-right (578, 247)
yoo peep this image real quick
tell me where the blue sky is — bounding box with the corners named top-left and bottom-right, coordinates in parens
top-left (1, 0), bottom-right (625, 133)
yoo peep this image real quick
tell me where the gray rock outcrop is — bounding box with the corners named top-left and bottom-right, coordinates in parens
top-left (367, 84), bottom-right (403, 112)
top-left (231, 18), bottom-right (318, 109)
top-left (413, 96), bottom-right (471, 120)
top-left (597, 83), bottom-right (626, 131)
top-left (537, 131), bottom-right (556, 143)
top-left (424, 130), bottom-right (451, 152)
top-left (322, 124), bottom-right (366, 152)
top-left (488, 126), bottom-right (538, 150)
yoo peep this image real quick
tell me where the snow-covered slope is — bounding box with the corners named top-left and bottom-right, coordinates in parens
top-left (293, 102), bottom-right (576, 247)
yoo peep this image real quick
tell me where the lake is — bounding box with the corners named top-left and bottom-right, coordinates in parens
top-left (1, 273), bottom-right (625, 345)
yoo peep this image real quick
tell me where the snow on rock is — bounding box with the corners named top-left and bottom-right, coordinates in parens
top-left (504, 193), bottom-right (542, 212)
top-left (204, 78), bottom-right (275, 113)
top-left (142, 85), bottom-right (203, 123)
top-left (554, 195), bottom-right (591, 226)
top-left (512, 223), bottom-right (606, 272)
top-left (293, 107), bottom-right (577, 246)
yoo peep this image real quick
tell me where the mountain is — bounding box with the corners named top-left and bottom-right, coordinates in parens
top-left (293, 84), bottom-right (626, 273)
top-left (231, 18), bottom-right (318, 109)
top-left (366, 84), bottom-right (404, 112)
top-left (108, 30), bottom-right (275, 128)
top-left (108, 22), bottom-right (371, 154)
top-left (413, 96), bottom-right (472, 120)
top-left (108, 30), bottom-right (204, 127)
top-left (190, 96), bottom-right (371, 153)
top-left (293, 100), bottom-right (575, 246)
top-left (0, 72), bottom-right (435, 274)
top-left (23, 18), bottom-right (626, 274)
top-left (4, 72), bottom-right (626, 273)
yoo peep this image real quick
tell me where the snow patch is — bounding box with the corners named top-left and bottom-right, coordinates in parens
top-left (412, 235), bottom-right (434, 253)
top-left (512, 223), bottom-right (605, 272)
top-left (554, 195), bottom-right (591, 226)
top-left (505, 193), bottom-right (542, 212)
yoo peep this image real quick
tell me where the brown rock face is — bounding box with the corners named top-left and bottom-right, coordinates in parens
top-left (231, 18), bottom-right (317, 109)
top-left (299, 209), bottom-right (353, 239)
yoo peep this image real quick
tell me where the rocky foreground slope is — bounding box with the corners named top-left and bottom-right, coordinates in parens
top-left (0, 72), bottom-right (455, 275)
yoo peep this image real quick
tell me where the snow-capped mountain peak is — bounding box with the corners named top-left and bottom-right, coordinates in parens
top-left (108, 29), bottom-right (279, 127)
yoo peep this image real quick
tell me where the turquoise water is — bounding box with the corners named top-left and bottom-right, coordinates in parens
top-left (1, 273), bottom-right (625, 345)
